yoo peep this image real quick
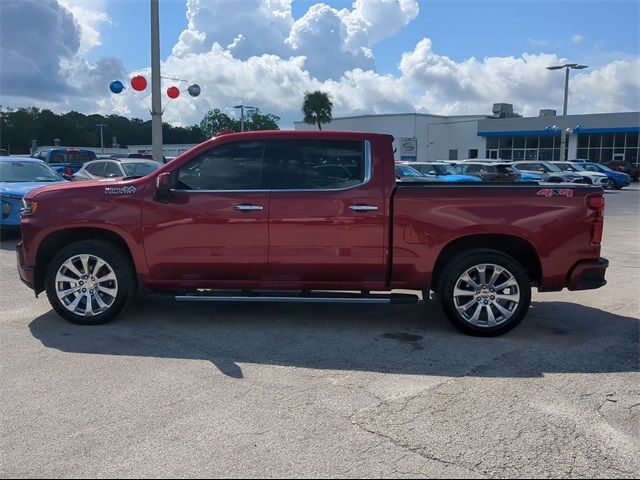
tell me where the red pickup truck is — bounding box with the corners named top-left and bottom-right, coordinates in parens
top-left (16, 131), bottom-right (608, 336)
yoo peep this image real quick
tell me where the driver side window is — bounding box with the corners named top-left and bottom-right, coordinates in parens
top-left (177, 141), bottom-right (265, 191)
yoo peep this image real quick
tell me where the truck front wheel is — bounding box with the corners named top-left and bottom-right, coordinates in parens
top-left (438, 249), bottom-right (531, 336)
top-left (45, 240), bottom-right (135, 325)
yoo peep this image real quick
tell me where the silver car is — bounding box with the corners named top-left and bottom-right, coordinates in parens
top-left (549, 161), bottom-right (613, 189)
top-left (73, 158), bottom-right (161, 181)
top-left (511, 161), bottom-right (585, 184)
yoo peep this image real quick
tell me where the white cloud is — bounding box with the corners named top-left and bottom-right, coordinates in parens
top-left (0, 0), bottom-right (638, 131)
top-left (59, 0), bottom-right (111, 54)
top-left (572, 34), bottom-right (585, 45)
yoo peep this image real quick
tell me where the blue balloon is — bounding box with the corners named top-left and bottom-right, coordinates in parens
top-left (109, 80), bottom-right (124, 94)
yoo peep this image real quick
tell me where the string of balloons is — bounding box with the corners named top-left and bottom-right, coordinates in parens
top-left (109, 75), bottom-right (201, 113)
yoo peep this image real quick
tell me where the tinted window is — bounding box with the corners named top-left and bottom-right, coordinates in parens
top-left (49, 151), bottom-right (95, 164)
top-left (496, 166), bottom-right (516, 174)
top-left (86, 162), bottom-right (106, 176)
top-left (461, 164), bottom-right (482, 173)
top-left (263, 140), bottom-right (364, 190)
top-left (177, 141), bottom-right (264, 190)
top-left (105, 162), bottom-right (122, 177)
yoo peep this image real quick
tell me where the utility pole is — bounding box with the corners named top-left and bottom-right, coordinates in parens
top-left (150, 0), bottom-right (163, 162)
top-left (96, 123), bottom-right (108, 154)
top-left (233, 104), bottom-right (257, 132)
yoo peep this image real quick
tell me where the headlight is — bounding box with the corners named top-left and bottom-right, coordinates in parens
top-left (21, 199), bottom-right (38, 216)
top-left (2, 201), bottom-right (11, 219)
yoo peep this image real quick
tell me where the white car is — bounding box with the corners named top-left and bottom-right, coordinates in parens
top-left (550, 161), bottom-right (613, 189)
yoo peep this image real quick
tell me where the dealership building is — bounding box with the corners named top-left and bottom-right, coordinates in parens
top-left (294, 105), bottom-right (640, 165)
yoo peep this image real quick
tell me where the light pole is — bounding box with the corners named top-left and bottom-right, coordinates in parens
top-left (96, 123), bottom-right (108, 154)
top-left (233, 105), bottom-right (257, 132)
top-left (547, 63), bottom-right (588, 161)
top-left (150, 0), bottom-right (163, 162)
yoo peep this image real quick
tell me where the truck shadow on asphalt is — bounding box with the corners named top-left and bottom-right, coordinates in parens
top-left (28, 300), bottom-right (639, 379)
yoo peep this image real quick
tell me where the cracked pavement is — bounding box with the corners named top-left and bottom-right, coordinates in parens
top-left (1, 186), bottom-right (638, 478)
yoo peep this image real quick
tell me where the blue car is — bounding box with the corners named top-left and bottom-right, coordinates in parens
top-left (0, 157), bottom-right (67, 230)
top-left (401, 162), bottom-right (482, 182)
top-left (572, 160), bottom-right (631, 189)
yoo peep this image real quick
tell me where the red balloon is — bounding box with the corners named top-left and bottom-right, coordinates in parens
top-left (167, 86), bottom-right (180, 99)
top-left (130, 75), bottom-right (147, 91)
top-left (166, 86), bottom-right (180, 99)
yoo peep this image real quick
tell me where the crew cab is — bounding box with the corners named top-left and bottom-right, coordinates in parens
top-left (17, 131), bottom-right (608, 336)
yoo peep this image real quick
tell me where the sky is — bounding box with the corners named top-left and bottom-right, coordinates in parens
top-left (1, 0), bottom-right (639, 129)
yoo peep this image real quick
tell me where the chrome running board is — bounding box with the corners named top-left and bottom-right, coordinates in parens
top-left (175, 291), bottom-right (419, 304)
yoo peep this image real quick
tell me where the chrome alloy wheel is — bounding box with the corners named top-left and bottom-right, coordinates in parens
top-left (453, 263), bottom-right (520, 328)
top-left (55, 254), bottom-right (118, 316)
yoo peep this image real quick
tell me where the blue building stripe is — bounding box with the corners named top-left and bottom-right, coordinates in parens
top-left (478, 126), bottom-right (640, 137)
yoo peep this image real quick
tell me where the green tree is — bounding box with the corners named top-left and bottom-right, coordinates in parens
top-left (302, 91), bottom-right (333, 130)
top-left (199, 109), bottom-right (239, 137)
top-left (245, 109), bottom-right (280, 131)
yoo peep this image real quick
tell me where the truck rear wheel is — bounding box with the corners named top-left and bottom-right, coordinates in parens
top-left (45, 240), bottom-right (135, 325)
top-left (438, 249), bottom-right (531, 336)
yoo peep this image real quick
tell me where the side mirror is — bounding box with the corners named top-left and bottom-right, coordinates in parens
top-left (428, 171), bottom-right (437, 176)
top-left (155, 172), bottom-right (172, 203)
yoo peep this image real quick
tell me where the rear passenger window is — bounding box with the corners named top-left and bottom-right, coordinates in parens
top-left (86, 162), bottom-right (105, 176)
top-left (263, 140), bottom-right (364, 190)
top-left (104, 163), bottom-right (122, 177)
top-left (177, 141), bottom-right (264, 190)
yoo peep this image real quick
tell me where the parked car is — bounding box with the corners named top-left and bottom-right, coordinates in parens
top-left (457, 161), bottom-right (521, 182)
top-left (18, 131), bottom-right (608, 337)
top-left (572, 160), bottom-right (631, 190)
top-left (511, 161), bottom-right (585, 184)
top-left (399, 162), bottom-right (482, 182)
top-left (73, 158), bottom-right (161, 181)
top-left (31, 148), bottom-right (97, 176)
top-left (126, 153), bottom-right (154, 159)
top-left (1, 157), bottom-right (67, 231)
top-left (395, 163), bottom-right (429, 180)
top-left (605, 160), bottom-right (639, 182)
top-left (550, 161), bottom-right (613, 189)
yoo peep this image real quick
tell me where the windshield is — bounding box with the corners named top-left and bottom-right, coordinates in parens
top-left (122, 162), bottom-right (160, 177)
top-left (597, 164), bottom-right (615, 173)
top-left (415, 164), bottom-right (459, 175)
top-left (0, 161), bottom-right (61, 182)
top-left (541, 161), bottom-right (562, 172)
top-left (396, 165), bottom-right (423, 177)
top-left (553, 162), bottom-right (581, 172)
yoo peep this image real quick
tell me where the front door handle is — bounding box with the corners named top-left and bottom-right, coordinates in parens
top-left (234, 204), bottom-right (264, 211)
top-left (349, 204), bottom-right (379, 212)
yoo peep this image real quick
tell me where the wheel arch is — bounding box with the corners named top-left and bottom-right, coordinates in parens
top-left (35, 227), bottom-right (138, 294)
top-left (430, 234), bottom-right (542, 292)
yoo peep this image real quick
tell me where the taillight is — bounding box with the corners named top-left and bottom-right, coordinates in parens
top-left (588, 196), bottom-right (605, 210)
top-left (587, 194), bottom-right (605, 246)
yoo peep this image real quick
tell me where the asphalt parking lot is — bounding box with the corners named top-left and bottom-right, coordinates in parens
top-left (1, 186), bottom-right (639, 478)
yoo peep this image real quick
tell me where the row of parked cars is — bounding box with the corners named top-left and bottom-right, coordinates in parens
top-left (395, 159), bottom-right (632, 190)
top-left (1, 149), bottom-right (163, 231)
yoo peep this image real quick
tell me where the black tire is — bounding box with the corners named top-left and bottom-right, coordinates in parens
top-left (45, 240), bottom-right (136, 325)
top-left (438, 249), bottom-right (531, 337)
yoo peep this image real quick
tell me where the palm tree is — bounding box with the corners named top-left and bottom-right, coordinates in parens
top-left (302, 91), bottom-right (333, 130)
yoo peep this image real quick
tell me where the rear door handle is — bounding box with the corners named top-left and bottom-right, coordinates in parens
top-left (349, 204), bottom-right (379, 212)
top-left (234, 204), bottom-right (264, 211)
